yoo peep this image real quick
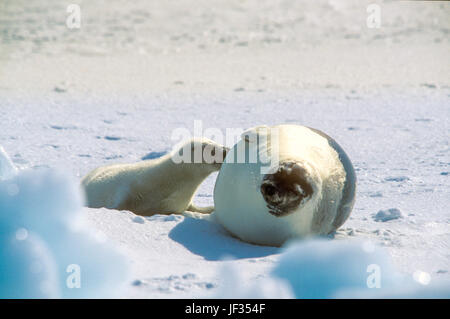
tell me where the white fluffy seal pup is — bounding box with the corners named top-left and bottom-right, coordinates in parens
top-left (213, 124), bottom-right (356, 246)
top-left (81, 138), bottom-right (228, 216)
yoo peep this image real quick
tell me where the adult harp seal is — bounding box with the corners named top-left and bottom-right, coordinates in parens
top-left (213, 124), bottom-right (356, 246)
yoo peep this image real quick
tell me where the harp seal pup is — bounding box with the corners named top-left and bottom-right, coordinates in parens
top-left (213, 124), bottom-right (356, 246)
top-left (81, 138), bottom-right (228, 216)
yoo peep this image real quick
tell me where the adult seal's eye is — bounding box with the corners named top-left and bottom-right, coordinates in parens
top-left (263, 184), bottom-right (276, 196)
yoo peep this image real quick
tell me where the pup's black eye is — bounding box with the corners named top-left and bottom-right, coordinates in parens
top-left (211, 148), bottom-right (216, 156)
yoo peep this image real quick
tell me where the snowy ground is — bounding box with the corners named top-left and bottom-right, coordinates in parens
top-left (0, 0), bottom-right (449, 298)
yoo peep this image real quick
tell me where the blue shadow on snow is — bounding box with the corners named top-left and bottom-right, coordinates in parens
top-left (168, 216), bottom-right (280, 261)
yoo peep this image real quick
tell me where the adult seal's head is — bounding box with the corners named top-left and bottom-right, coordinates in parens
top-left (260, 161), bottom-right (315, 217)
top-left (213, 124), bottom-right (356, 246)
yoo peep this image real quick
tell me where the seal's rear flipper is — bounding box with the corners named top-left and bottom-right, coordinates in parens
top-left (187, 203), bottom-right (214, 214)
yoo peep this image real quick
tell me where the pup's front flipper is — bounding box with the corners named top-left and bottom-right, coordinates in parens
top-left (187, 203), bottom-right (214, 214)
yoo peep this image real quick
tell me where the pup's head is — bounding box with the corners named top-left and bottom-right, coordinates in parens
top-left (260, 161), bottom-right (319, 217)
top-left (172, 138), bottom-right (229, 171)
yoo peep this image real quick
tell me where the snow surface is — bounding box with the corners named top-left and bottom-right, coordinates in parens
top-left (0, 0), bottom-right (449, 298)
top-left (0, 146), bottom-right (17, 180)
top-left (373, 208), bottom-right (403, 222)
top-left (0, 164), bottom-right (128, 298)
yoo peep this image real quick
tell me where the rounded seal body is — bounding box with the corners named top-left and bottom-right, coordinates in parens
top-left (213, 124), bottom-right (356, 246)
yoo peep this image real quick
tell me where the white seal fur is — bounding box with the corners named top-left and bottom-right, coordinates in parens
top-left (81, 138), bottom-right (228, 216)
top-left (213, 124), bottom-right (356, 246)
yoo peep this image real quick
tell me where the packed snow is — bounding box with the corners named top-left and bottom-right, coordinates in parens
top-left (0, 155), bottom-right (128, 298)
top-left (373, 208), bottom-right (404, 222)
top-left (0, 146), bottom-right (17, 181)
top-left (0, 0), bottom-right (449, 298)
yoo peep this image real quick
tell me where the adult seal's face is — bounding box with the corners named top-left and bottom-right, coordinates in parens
top-left (260, 161), bottom-right (314, 217)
